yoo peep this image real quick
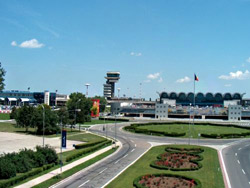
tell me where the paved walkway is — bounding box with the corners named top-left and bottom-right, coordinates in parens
top-left (0, 132), bottom-right (82, 154)
top-left (15, 142), bottom-right (121, 188)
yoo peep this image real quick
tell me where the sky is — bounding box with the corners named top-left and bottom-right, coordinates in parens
top-left (1, 0), bottom-right (250, 99)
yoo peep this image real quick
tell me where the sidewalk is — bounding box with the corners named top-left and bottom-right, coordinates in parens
top-left (15, 142), bottom-right (121, 188)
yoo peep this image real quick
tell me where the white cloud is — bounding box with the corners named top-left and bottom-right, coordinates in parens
top-left (147, 73), bottom-right (160, 80)
top-left (224, 84), bottom-right (232, 87)
top-left (219, 70), bottom-right (250, 80)
top-left (158, 77), bottom-right (163, 83)
top-left (130, 52), bottom-right (142, 56)
top-left (246, 57), bottom-right (250, 63)
top-left (11, 41), bottom-right (17, 46)
top-left (19, 39), bottom-right (44, 48)
top-left (176, 76), bottom-right (191, 83)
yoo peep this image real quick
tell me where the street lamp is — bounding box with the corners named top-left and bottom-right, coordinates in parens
top-left (75, 99), bottom-right (81, 132)
top-left (85, 83), bottom-right (90, 98)
top-left (117, 88), bottom-right (121, 98)
top-left (41, 104), bottom-right (45, 147)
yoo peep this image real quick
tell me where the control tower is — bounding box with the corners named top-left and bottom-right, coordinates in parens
top-left (103, 71), bottom-right (120, 99)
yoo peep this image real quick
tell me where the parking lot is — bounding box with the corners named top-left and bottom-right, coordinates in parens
top-left (0, 132), bottom-right (83, 154)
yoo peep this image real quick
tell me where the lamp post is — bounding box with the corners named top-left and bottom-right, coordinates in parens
top-left (41, 104), bottom-right (45, 147)
top-left (85, 83), bottom-right (90, 98)
top-left (75, 99), bottom-right (81, 132)
top-left (117, 88), bottom-right (121, 98)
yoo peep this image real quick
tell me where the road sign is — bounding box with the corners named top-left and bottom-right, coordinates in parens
top-left (62, 129), bottom-right (67, 148)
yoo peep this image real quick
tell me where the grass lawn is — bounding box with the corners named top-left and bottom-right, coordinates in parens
top-left (33, 147), bottom-right (118, 188)
top-left (0, 113), bottom-right (10, 120)
top-left (136, 123), bottom-right (250, 138)
top-left (106, 145), bottom-right (224, 188)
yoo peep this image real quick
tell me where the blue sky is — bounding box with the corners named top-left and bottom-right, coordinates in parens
top-left (1, 0), bottom-right (250, 99)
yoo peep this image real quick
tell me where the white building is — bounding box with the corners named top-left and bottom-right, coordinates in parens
top-left (155, 103), bottom-right (168, 119)
top-left (228, 105), bottom-right (242, 121)
top-left (44, 91), bottom-right (50, 106)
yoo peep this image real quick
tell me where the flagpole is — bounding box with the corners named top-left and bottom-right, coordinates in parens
top-left (193, 74), bottom-right (195, 124)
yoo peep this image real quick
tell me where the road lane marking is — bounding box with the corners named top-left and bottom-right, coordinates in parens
top-left (114, 159), bottom-right (121, 164)
top-left (235, 153), bottom-right (237, 156)
top-left (135, 144), bottom-right (137, 147)
top-left (237, 160), bottom-right (240, 164)
top-left (130, 140), bottom-right (134, 143)
top-left (238, 148), bottom-right (242, 151)
top-left (122, 154), bottom-right (128, 158)
top-left (131, 149), bottom-right (135, 153)
top-left (248, 182), bottom-right (250, 185)
top-left (242, 169), bottom-right (246, 175)
top-left (78, 180), bottom-right (90, 187)
top-left (99, 168), bottom-right (107, 174)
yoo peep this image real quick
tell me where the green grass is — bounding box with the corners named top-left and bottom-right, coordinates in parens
top-left (67, 133), bottom-right (105, 142)
top-left (106, 145), bottom-right (224, 188)
top-left (0, 113), bottom-right (10, 120)
top-left (33, 147), bottom-right (118, 188)
top-left (136, 123), bottom-right (250, 138)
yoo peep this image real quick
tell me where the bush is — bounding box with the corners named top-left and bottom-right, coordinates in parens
top-left (0, 159), bottom-right (16, 179)
top-left (66, 140), bottom-right (112, 162)
top-left (74, 139), bottom-right (106, 149)
top-left (36, 145), bottom-right (58, 164)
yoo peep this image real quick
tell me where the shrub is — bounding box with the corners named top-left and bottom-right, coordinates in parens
top-left (36, 145), bottom-right (58, 164)
top-left (74, 139), bottom-right (106, 149)
top-left (0, 159), bottom-right (16, 179)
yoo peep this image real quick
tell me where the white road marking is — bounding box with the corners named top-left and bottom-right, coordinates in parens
top-left (114, 159), bottom-right (121, 164)
top-left (99, 168), bottom-right (107, 174)
top-left (235, 153), bottom-right (237, 156)
top-left (242, 169), bottom-right (246, 175)
top-left (131, 149), bottom-right (135, 153)
top-left (248, 182), bottom-right (250, 185)
top-left (237, 160), bottom-right (240, 164)
top-left (122, 154), bottom-right (128, 158)
top-left (135, 144), bottom-right (137, 147)
top-left (130, 140), bottom-right (134, 143)
top-left (78, 180), bottom-right (90, 187)
top-left (238, 148), bottom-right (242, 151)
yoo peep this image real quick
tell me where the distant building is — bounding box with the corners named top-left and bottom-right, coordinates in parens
top-left (103, 71), bottom-right (120, 99)
top-left (44, 91), bottom-right (50, 106)
top-left (159, 92), bottom-right (243, 107)
top-left (155, 103), bottom-right (168, 119)
top-left (228, 105), bottom-right (242, 121)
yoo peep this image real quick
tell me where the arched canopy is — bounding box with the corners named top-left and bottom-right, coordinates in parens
top-left (233, 93), bottom-right (241, 100)
top-left (169, 92), bottom-right (178, 99)
top-left (224, 93), bottom-right (232, 100)
top-left (161, 92), bottom-right (168, 99)
top-left (178, 92), bottom-right (186, 101)
top-left (187, 92), bottom-right (194, 103)
top-left (196, 92), bottom-right (205, 103)
top-left (214, 93), bottom-right (223, 102)
top-left (205, 93), bottom-right (214, 102)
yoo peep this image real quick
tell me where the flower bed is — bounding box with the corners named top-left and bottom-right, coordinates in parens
top-left (134, 173), bottom-right (201, 188)
top-left (165, 147), bottom-right (204, 154)
top-left (151, 147), bottom-right (203, 171)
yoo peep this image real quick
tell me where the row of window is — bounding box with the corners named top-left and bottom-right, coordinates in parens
top-left (157, 105), bottom-right (167, 108)
top-left (230, 112), bottom-right (241, 115)
top-left (156, 111), bottom-right (167, 113)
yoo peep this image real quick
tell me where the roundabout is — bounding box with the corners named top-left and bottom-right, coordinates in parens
top-left (50, 120), bottom-right (250, 188)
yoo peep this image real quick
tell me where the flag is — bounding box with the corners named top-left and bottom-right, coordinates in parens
top-left (194, 74), bottom-right (199, 81)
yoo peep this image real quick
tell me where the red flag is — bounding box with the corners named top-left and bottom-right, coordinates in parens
top-left (194, 74), bottom-right (199, 81)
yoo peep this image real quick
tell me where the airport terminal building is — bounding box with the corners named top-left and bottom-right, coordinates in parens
top-left (159, 92), bottom-right (243, 107)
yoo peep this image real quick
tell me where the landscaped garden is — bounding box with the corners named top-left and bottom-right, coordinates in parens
top-left (124, 122), bottom-right (250, 139)
top-left (106, 145), bottom-right (224, 188)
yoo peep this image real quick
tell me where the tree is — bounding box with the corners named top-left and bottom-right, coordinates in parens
top-left (15, 105), bottom-right (36, 132)
top-left (33, 105), bottom-right (60, 135)
top-left (0, 62), bottom-right (6, 92)
top-left (56, 107), bottom-right (69, 127)
top-left (67, 92), bottom-right (92, 125)
top-left (92, 96), bottom-right (107, 112)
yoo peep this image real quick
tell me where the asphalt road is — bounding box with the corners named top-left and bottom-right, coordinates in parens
top-left (52, 122), bottom-right (250, 188)
top-left (223, 139), bottom-right (250, 188)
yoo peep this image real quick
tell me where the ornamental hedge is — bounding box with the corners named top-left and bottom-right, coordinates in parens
top-left (74, 139), bottom-right (106, 149)
top-left (124, 124), bottom-right (185, 137)
top-left (201, 132), bottom-right (250, 139)
top-left (66, 140), bottom-right (112, 162)
top-left (133, 173), bottom-right (202, 188)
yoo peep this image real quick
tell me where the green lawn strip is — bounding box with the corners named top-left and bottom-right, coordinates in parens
top-left (11, 143), bottom-right (112, 187)
top-left (80, 119), bottom-right (117, 126)
top-left (135, 123), bottom-right (250, 138)
top-left (0, 113), bottom-right (10, 120)
top-left (106, 145), bottom-right (224, 188)
top-left (67, 133), bottom-right (105, 142)
top-left (32, 147), bottom-right (118, 188)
